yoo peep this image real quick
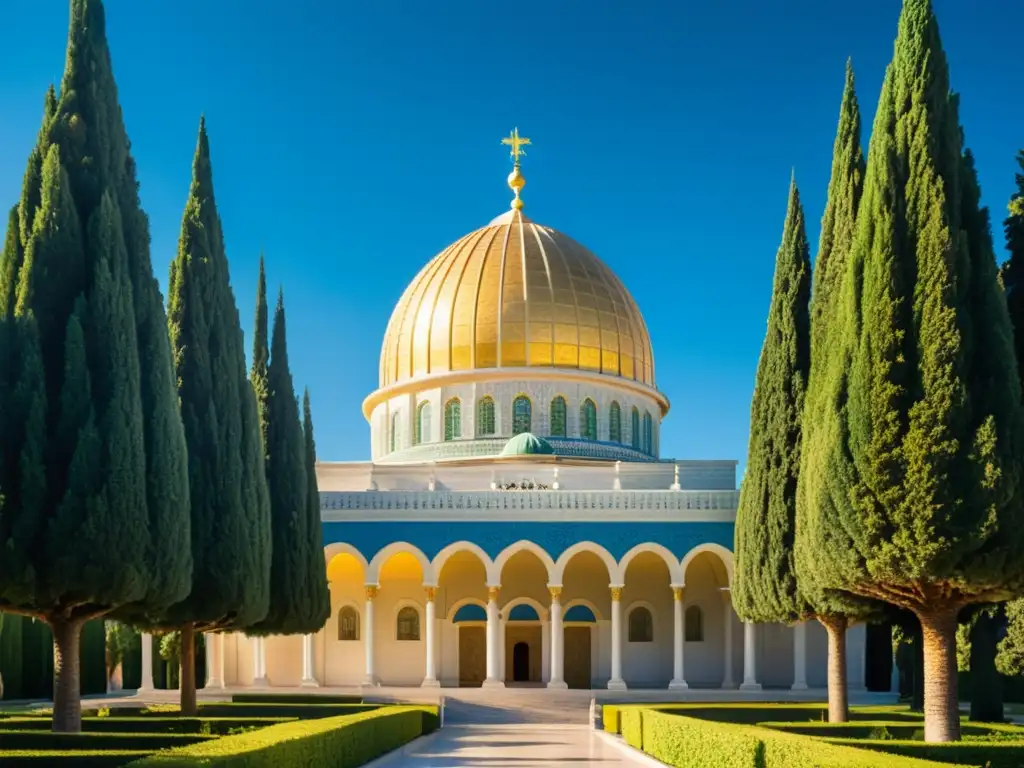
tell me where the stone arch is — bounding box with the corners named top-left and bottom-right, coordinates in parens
top-left (323, 542), bottom-right (369, 574)
top-left (492, 540), bottom-right (556, 585)
top-left (431, 541), bottom-right (494, 582)
top-left (553, 541), bottom-right (620, 584)
top-left (619, 542), bottom-right (683, 585)
top-left (563, 597), bottom-right (603, 622)
top-left (367, 541), bottom-right (434, 585)
top-left (447, 596), bottom-right (488, 622)
top-left (501, 595), bottom-right (549, 622)
top-left (680, 542), bottom-right (734, 587)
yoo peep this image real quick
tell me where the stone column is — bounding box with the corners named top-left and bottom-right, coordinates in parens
top-left (669, 586), bottom-right (688, 690)
top-left (422, 587), bottom-right (440, 687)
top-left (300, 633), bottom-right (319, 687)
top-left (483, 586), bottom-right (504, 688)
top-left (139, 633), bottom-right (154, 692)
top-left (363, 586), bottom-right (379, 686)
top-left (847, 621), bottom-right (867, 692)
top-left (608, 586), bottom-right (626, 690)
top-left (721, 592), bottom-right (736, 689)
top-left (791, 621), bottom-right (809, 691)
top-left (206, 633), bottom-right (224, 689)
top-left (252, 636), bottom-right (269, 687)
top-left (740, 621), bottom-right (761, 691)
top-left (548, 586), bottom-right (567, 688)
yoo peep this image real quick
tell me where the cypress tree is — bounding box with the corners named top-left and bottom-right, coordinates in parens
top-left (303, 390), bottom-right (330, 630)
top-left (251, 256), bottom-right (270, 456)
top-left (733, 177), bottom-right (811, 624)
top-left (248, 292), bottom-right (329, 635)
top-left (0, 0), bottom-right (190, 732)
top-left (795, 60), bottom-right (879, 723)
top-left (799, 0), bottom-right (1024, 742)
top-left (163, 119), bottom-right (271, 716)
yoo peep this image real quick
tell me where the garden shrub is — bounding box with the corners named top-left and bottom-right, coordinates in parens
top-left (197, 702), bottom-right (380, 719)
top-left (0, 716), bottom-right (293, 735)
top-left (620, 708), bottom-right (642, 749)
top-left (231, 694), bottom-right (362, 705)
top-left (757, 720), bottom-right (1013, 741)
top-left (0, 731), bottom-right (214, 751)
top-left (129, 705), bottom-right (437, 766)
top-left (824, 737), bottom-right (1024, 768)
top-left (0, 750), bottom-right (152, 766)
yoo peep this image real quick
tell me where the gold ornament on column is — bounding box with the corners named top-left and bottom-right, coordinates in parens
top-left (501, 127), bottom-right (531, 210)
top-left (425, 586), bottom-right (436, 601)
top-left (548, 586), bottom-right (562, 600)
top-left (365, 585), bottom-right (378, 600)
top-left (672, 587), bottom-right (684, 601)
top-left (488, 586), bottom-right (500, 601)
top-left (610, 586), bottom-right (622, 601)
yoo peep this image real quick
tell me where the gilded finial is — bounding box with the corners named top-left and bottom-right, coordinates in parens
top-left (501, 127), bottom-right (531, 210)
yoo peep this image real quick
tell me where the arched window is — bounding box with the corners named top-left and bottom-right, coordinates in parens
top-left (444, 398), bottom-right (461, 441)
top-left (628, 606), bottom-right (653, 642)
top-left (512, 395), bottom-right (532, 434)
top-left (550, 396), bottom-right (567, 437)
top-left (643, 411), bottom-right (654, 454)
top-left (390, 412), bottom-right (400, 453)
top-left (476, 396), bottom-right (495, 436)
top-left (685, 605), bottom-right (704, 642)
top-left (631, 407), bottom-right (641, 450)
top-left (580, 398), bottom-right (597, 440)
top-left (397, 606), bottom-right (421, 641)
top-left (609, 401), bottom-right (622, 443)
top-left (414, 402), bottom-right (431, 445)
top-left (338, 606), bottom-right (359, 641)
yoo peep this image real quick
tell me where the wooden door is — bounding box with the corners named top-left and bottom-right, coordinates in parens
top-left (459, 626), bottom-right (486, 687)
top-left (563, 626), bottom-right (591, 689)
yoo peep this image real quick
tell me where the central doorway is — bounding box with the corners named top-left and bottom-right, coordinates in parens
top-left (458, 626), bottom-right (486, 687)
top-left (564, 626), bottom-right (592, 689)
top-left (512, 642), bottom-right (530, 682)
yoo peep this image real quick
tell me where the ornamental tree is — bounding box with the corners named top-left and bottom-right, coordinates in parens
top-left (797, 0), bottom-right (1024, 742)
top-left (303, 390), bottom-right (330, 630)
top-left (163, 119), bottom-right (271, 716)
top-left (248, 291), bottom-right (330, 635)
top-left (0, 0), bottom-right (191, 732)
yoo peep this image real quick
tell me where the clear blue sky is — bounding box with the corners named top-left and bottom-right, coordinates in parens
top-left (1, 1), bottom-right (1021, 477)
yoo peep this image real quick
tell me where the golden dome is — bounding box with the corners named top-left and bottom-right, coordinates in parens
top-left (379, 208), bottom-right (655, 388)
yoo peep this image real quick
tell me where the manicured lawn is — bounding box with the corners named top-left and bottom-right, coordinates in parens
top-left (604, 702), bottom-right (1024, 767)
top-left (0, 695), bottom-right (439, 766)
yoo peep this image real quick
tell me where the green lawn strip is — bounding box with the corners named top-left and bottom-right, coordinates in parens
top-left (0, 750), bottom-right (152, 766)
top-left (0, 731), bottom-right (216, 751)
top-left (230, 693), bottom-right (363, 705)
top-left (823, 737), bottom-right (1024, 768)
top-left (629, 709), bottom-right (960, 768)
top-left (757, 720), bottom-right (1024, 740)
top-left (127, 705), bottom-right (438, 766)
top-left (196, 702), bottom-right (382, 719)
top-left (0, 716), bottom-right (294, 734)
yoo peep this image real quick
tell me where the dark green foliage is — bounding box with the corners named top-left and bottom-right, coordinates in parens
top-left (0, 731), bottom-right (213, 751)
top-left (231, 693), bottom-right (362, 704)
top-left (997, 598), bottom-right (1024, 677)
top-left (0, 0), bottom-right (191, 730)
top-left (733, 179), bottom-right (811, 623)
top-left (967, 610), bottom-right (1003, 722)
top-left (162, 119), bottom-right (271, 632)
top-left (302, 391), bottom-right (330, 630)
top-left (247, 292), bottom-right (328, 635)
top-left (1001, 150), bottom-right (1024, 378)
top-left (0, 717), bottom-right (294, 735)
top-left (799, 0), bottom-right (1024, 616)
top-left (251, 256), bottom-right (270, 457)
top-left (0, 617), bottom-right (106, 699)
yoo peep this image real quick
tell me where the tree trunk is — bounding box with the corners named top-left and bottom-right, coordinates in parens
top-left (180, 623), bottom-right (197, 717)
top-left (969, 609), bottom-right (1003, 723)
top-left (51, 618), bottom-right (83, 733)
top-left (820, 615), bottom-right (849, 723)
top-left (918, 607), bottom-right (961, 742)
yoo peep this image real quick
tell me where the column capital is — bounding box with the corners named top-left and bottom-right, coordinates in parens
top-left (487, 586), bottom-right (500, 602)
top-left (365, 585), bottom-right (378, 600)
top-left (548, 586), bottom-right (562, 600)
top-left (610, 586), bottom-right (623, 601)
top-left (672, 586), bottom-right (684, 601)
top-left (424, 586), bottom-right (437, 601)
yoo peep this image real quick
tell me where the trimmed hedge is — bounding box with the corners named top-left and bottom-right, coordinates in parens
top-left (603, 703), bottom-right (922, 733)
top-left (0, 750), bottom-right (151, 766)
top-left (758, 720), bottom-right (1018, 741)
top-left (824, 738), bottom-right (1024, 768)
top-left (231, 694), bottom-right (362, 705)
top-left (633, 709), bottom-right (955, 768)
top-left (0, 716), bottom-right (293, 735)
top-left (0, 731), bottom-right (215, 751)
top-left (197, 702), bottom-right (381, 719)
top-left (128, 706), bottom-right (438, 766)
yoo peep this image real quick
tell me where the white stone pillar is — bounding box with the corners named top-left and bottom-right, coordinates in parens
top-left (300, 633), bottom-right (319, 687)
top-left (847, 621), bottom-right (867, 692)
top-left (139, 633), bottom-right (154, 692)
top-left (548, 586), bottom-right (567, 688)
top-left (791, 622), bottom-right (809, 691)
top-left (363, 585), bottom-right (379, 686)
top-left (669, 586), bottom-right (688, 690)
top-left (608, 586), bottom-right (626, 690)
top-left (499, 617), bottom-right (507, 682)
top-left (206, 633), bottom-right (224, 689)
top-left (722, 592), bottom-right (736, 689)
top-left (422, 587), bottom-right (439, 687)
top-left (740, 621), bottom-right (761, 691)
top-left (483, 586), bottom-right (504, 688)
top-left (251, 636), bottom-right (269, 687)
